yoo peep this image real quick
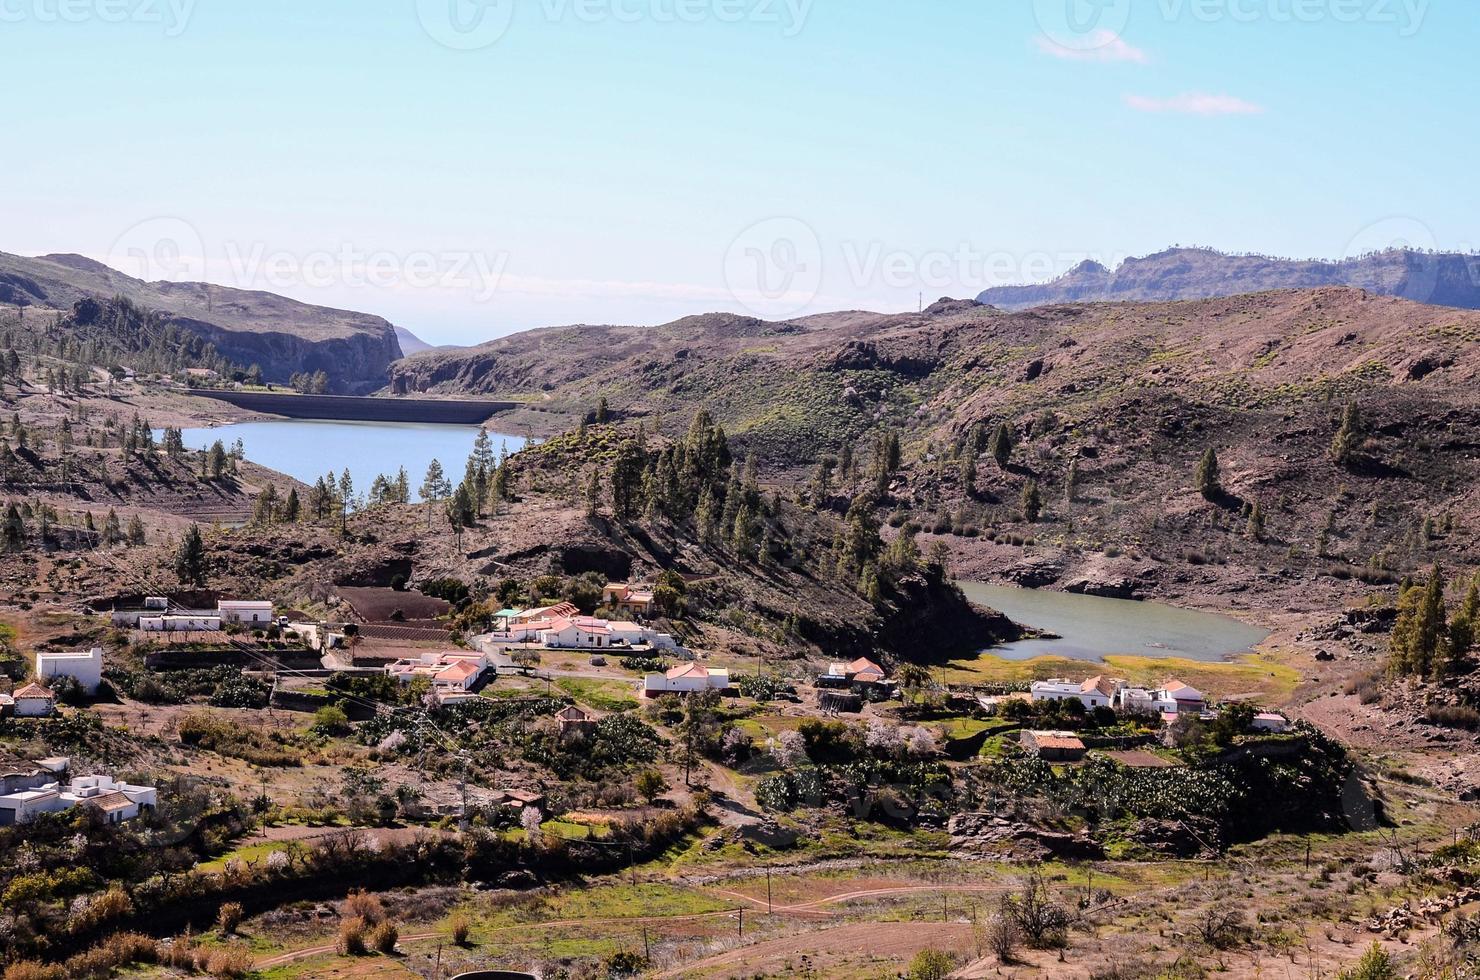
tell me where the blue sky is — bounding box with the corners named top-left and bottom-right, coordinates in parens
top-left (1, 0), bottom-right (1474, 344)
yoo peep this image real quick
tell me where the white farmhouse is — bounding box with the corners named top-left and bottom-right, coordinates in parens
top-left (0, 774), bottom-right (156, 827)
top-left (11, 683), bottom-right (57, 718)
top-left (218, 600), bottom-right (274, 625)
top-left (1029, 676), bottom-right (1122, 710)
top-left (642, 663), bottom-right (730, 696)
top-left (35, 647), bottom-right (103, 695)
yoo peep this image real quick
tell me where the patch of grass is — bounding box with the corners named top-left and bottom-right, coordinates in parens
top-left (937, 650), bottom-right (1299, 704)
top-left (554, 678), bottom-right (638, 712)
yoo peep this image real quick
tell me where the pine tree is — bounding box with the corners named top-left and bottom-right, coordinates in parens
top-left (283, 487), bottom-right (301, 522)
top-left (1194, 448), bottom-right (1221, 500)
top-left (585, 469), bottom-right (601, 518)
top-left (175, 524), bottom-right (207, 585)
top-left (988, 423), bottom-right (1014, 469)
top-left (102, 508), bottom-right (122, 545)
top-left (609, 438), bottom-right (646, 522)
top-left (1020, 480), bottom-right (1043, 522)
top-left (126, 515), bottom-right (146, 545)
top-left (1331, 401), bottom-right (1364, 468)
top-left (394, 467), bottom-right (410, 504)
top-left (595, 396), bottom-right (609, 424)
top-left (960, 454), bottom-right (976, 497)
top-left (1246, 500), bottom-right (1265, 540)
top-left (1389, 566), bottom-right (1450, 678)
top-left (2, 503), bottom-right (25, 552)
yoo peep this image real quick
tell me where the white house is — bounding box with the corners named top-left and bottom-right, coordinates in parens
top-left (11, 683), bottom-right (57, 718)
top-left (139, 614), bottom-right (222, 633)
top-left (1151, 681), bottom-right (1206, 716)
top-left (35, 648), bottom-right (104, 695)
top-left (218, 600), bottom-right (274, 625)
top-left (1115, 687), bottom-right (1158, 715)
top-left (387, 652), bottom-right (490, 691)
top-left (642, 663), bottom-right (730, 696)
top-left (1030, 676), bottom-right (1122, 710)
top-left (0, 774), bottom-right (156, 827)
top-left (1253, 712), bottom-right (1290, 733)
top-left (539, 617), bottom-right (617, 649)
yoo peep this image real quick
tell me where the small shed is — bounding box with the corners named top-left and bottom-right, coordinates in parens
top-left (1021, 730), bottom-right (1087, 762)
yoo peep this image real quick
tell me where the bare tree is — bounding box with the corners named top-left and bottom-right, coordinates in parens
top-left (1003, 871), bottom-right (1069, 950)
top-left (1195, 901), bottom-right (1246, 950)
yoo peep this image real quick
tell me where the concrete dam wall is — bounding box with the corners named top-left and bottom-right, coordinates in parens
top-left (192, 389), bottom-right (516, 425)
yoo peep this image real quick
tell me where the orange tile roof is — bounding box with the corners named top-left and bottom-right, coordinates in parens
top-left (13, 683), bottom-right (55, 700)
top-left (84, 791), bottom-right (135, 813)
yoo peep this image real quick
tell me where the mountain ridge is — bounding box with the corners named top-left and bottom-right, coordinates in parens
top-left (977, 246), bottom-right (1480, 311)
top-left (0, 251), bottom-right (403, 392)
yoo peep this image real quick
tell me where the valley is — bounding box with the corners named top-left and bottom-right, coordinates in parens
top-left (0, 270), bottom-right (1478, 980)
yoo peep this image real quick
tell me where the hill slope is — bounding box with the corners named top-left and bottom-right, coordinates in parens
top-left (977, 247), bottom-right (1480, 311)
top-left (389, 288), bottom-right (1480, 603)
top-left (0, 251), bottom-right (402, 391)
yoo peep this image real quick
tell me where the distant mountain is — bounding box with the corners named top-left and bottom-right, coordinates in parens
top-left (977, 247), bottom-right (1480, 311)
top-left (394, 326), bottom-right (436, 355)
top-left (0, 251), bottom-right (403, 392)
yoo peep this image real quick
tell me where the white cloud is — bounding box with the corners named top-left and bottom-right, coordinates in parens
top-left (1123, 92), bottom-right (1265, 116)
top-left (1034, 30), bottom-right (1148, 64)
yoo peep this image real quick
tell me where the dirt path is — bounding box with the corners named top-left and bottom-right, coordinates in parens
top-left (253, 882), bottom-right (1006, 970)
top-left (652, 921), bottom-right (976, 979)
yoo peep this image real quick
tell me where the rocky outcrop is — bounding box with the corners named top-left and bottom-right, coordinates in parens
top-left (948, 813), bottom-right (1104, 861)
top-left (978, 246), bottom-right (1480, 312)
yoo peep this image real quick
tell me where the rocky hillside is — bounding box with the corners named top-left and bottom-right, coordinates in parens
top-left (977, 247), bottom-right (1480, 311)
top-left (389, 288), bottom-right (1480, 603)
top-left (0, 252), bottom-right (402, 391)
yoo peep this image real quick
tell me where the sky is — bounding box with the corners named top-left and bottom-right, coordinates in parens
top-left (1, 0), bottom-right (1476, 345)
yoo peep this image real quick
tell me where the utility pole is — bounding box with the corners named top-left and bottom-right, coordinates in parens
top-left (642, 926), bottom-right (650, 960)
top-left (434, 942), bottom-right (443, 979)
top-left (737, 908), bottom-right (743, 938)
top-left (766, 872), bottom-right (772, 914)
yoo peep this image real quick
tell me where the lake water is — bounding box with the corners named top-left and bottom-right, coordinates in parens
top-left (960, 582), bottom-right (1269, 663)
top-left (170, 420), bottom-right (529, 502)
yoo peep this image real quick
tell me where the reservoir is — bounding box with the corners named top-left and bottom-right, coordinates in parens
top-left (961, 582), bottom-right (1269, 663)
top-left (171, 419), bottom-right (529, 502)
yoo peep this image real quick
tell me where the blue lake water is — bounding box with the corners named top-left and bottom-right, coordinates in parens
top-left (170, 419), bottom-right (528, 502)
top-left (961, 582), bottom-right (1269, 663)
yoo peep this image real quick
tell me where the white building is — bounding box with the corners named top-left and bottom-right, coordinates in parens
top-left (11, 683), bottom-right (56, 718)
top-left (642, 663), bottom-right (730, 696)
top-left (35, 647), bottom-right (104, 695)
top-left (0, 774), bottom-right (156, 827)
top-left (387, 652), bottom-right (490, 691)
top-left (540, 617), bottom-right (613, 649)
top-left (1253, 712), bottom-right (1290, 733)
top-left (139, 614), bottom-right (222, 633)
top-left (217, 600), bottom-right (274, 625)
top-left (1029, 676), bottom-right (1122, 710)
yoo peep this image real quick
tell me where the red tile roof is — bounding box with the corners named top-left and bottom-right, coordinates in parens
top-left (12, 683), bottom-right (55, 700)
